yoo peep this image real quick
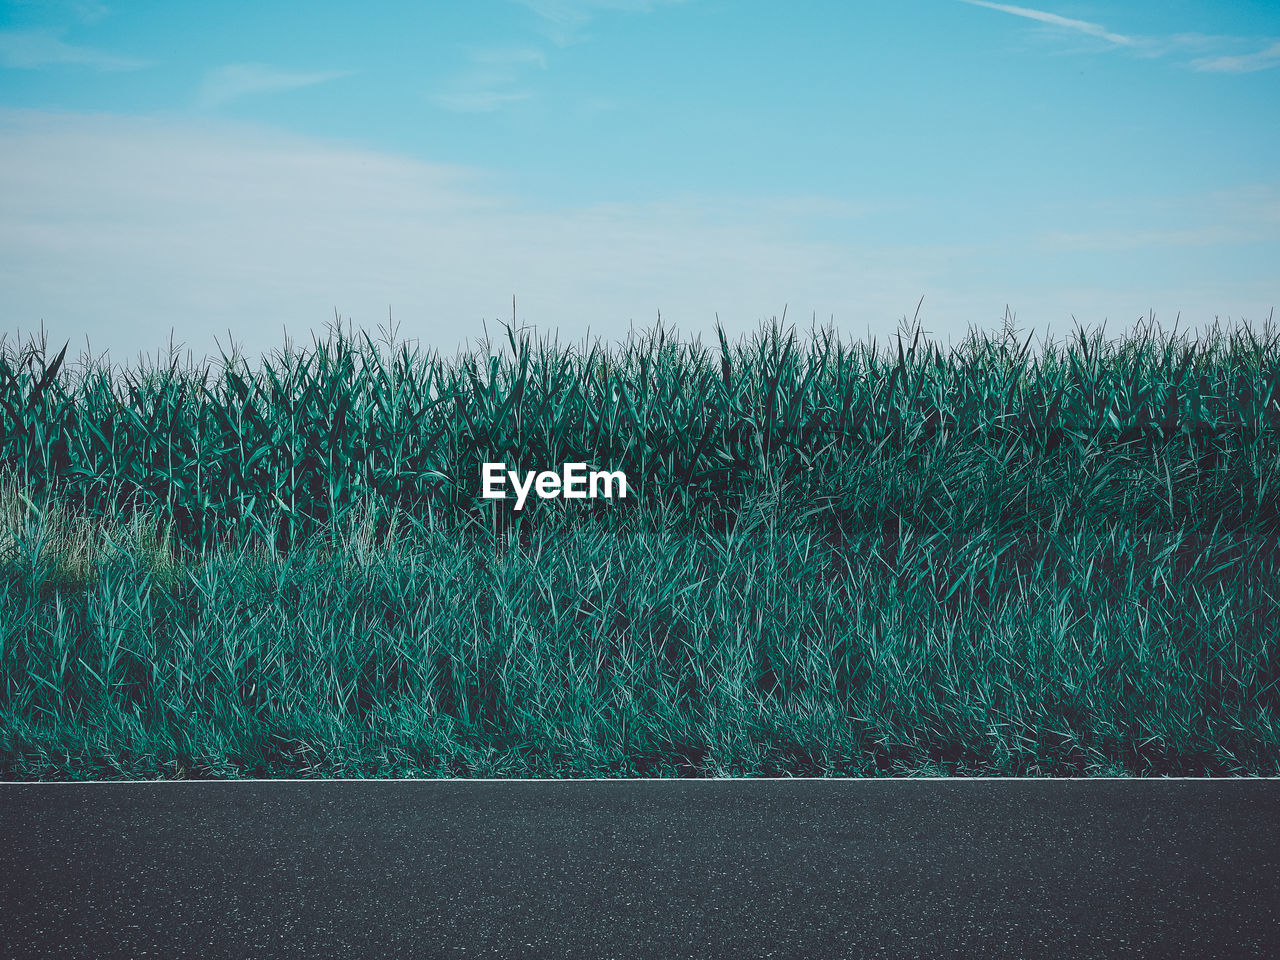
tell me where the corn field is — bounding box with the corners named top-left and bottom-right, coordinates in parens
top-left (2, 312), bottom-right (1278, 778)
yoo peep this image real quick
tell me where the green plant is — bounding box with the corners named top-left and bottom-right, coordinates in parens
top-left (1, 310), bottom-right (1277, 778)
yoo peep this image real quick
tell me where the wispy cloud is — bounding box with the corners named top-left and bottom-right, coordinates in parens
top-left (1039, 226), bottom-right (1248, 252)
top-left (514, 0), bottom-right (684, 23)
top-left (1115, 29), bottom-right (1280, 73)
top-left (0, 109), bottom-right (963, 364)
top-left (8, 0), bottom-right (110, 26)
top-left (433, 46), bottom-right (546, 113)
top-left (436, 2), bottom-right (681, 109)
top-left (955, 1), bottom-right (1280, 74)
top-left (470, 46), bottom-right (548, 69)
top-left (433, 89), bottom-right (534, 113)
top-left (69, 0), bottom-right (108, 23)
top-left (1037, 185), bottom-right (1280, 251)
top-left (1122, 32), bottom-right (1243, 61)
top-left (513, 0), bottom-right (686, 46)
top-left (0, 27), bottom-right (147, 70)
top-left (957, 0), bottom-right (1135, 47)
top-left (1193, 40), bottom-right (1280, 73)
top-left (198, 63), bottom-right (354, 109)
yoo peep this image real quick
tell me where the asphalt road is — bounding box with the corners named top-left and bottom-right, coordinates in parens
top-left (2, 779), bottom-right (1278, 959)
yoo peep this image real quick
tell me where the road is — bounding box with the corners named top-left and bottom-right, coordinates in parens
top-left (2, 779), bottom-right (1278, 959)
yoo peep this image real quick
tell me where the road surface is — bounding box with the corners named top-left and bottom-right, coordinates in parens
top-left (2, 779), bottom-right (1277, 958)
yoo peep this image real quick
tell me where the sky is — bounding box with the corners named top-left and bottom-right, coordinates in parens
top-left (1, 0), bottom-right (1278, 366)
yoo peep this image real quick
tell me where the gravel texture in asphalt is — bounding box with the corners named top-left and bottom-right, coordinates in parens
top-left (2, 779), bottom-right (1278, 959)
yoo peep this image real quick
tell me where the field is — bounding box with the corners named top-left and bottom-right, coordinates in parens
top-left (2, 312), bottom-right (1278, 778)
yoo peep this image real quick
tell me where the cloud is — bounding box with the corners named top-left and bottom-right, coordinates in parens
top-left (7, 0), bottom-right (110, 26)
top-left (433, 89), bottom-right (533, 112)
top-left (0, 27), bottom-right (147, 70)
top-left (957, 0), bottom-right (1135, 47)
top-left (512, 0), bottom-right (686, 45)
top-left (1193, 40), bottom-right (1280, 73)
top-left (68, 0), bottom-right (109, 23)
top-left (958, 4), bottom-right (1280, 72)
top-left (1207, 184), bottom-right (1280, 226)
top-left (0, 109), bottom-right (967, 364)
top-left (1036, 185), bottom-right (1280, 251)
top-left (1122, 32), bottom-right (1244, 61)
top-left (433, 46), bottom-right (546, 113)
top-left (1039, 226), bottom-right (1251, 252)
top-left (198, 63), bottom-right (354, 109)
top-left (434, 3), bottom-right (679, 111)
top-left (469, 46), bottom-right (548, 68)
top-left (1, 111), bottom-right (1270, 367)
top-left (514, 0), bottom-right (683, 23)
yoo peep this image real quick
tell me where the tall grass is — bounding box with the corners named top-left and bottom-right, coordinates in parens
top-left (1, 311), bottom-right (1278, 777)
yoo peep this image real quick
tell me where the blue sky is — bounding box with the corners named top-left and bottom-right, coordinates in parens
top-left (1, 0), bottom-right (1277, 364)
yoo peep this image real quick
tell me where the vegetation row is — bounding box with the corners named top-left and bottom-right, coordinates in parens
top-left (1, 313), bottom-right (1277, 777)
top-left (2, 313), bottom-right (1277, 556)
